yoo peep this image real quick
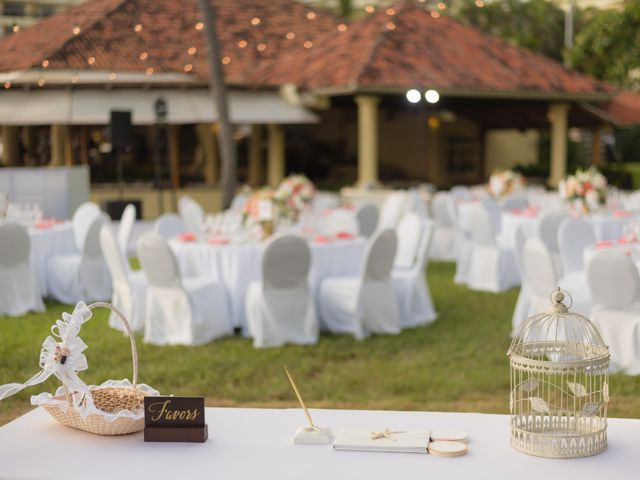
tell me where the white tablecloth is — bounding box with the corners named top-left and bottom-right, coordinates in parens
top-left (0, 407), bottom-right (637, 480)
top-left (28, 222), bottom-right (76, 296)
top-left (171, 238), bottom-right (366, 329)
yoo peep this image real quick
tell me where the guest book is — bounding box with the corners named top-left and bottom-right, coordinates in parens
top-left (333, 429), bottom-right (431, 454)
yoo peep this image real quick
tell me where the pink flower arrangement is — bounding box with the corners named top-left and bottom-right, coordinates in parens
top-left (275, 174), bottom-right (315, 218)
top-left (559, 167), bottom-right (608, 213)
top-left (489, 170), bottom-right (525, 198)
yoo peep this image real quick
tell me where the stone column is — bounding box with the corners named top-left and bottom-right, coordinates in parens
top-left (50, 124), bottom-right (70, 166)
top-left (248, 125), bottom-right (263, 187)
top-left (591, 128), bottom-right (602, 166)
top-left (197, 123), bottom-right (218, 186)
top-left (355, 95), bottom-right (381, 188)
top-left (548, 103), bottom-right (569, 187)
top-left (1, 125), bottom-right (20, 166)
top-left (267, 124), bottom-right (284, 187)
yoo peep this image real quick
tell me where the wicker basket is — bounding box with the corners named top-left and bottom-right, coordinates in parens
top-left (38, 302), bottom-right (154, 435)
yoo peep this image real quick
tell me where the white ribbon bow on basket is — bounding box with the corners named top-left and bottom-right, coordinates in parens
top-left (0, 302), bottom-right (92, 404)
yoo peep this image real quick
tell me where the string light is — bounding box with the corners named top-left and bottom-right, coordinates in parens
top-left (386, 22), bottom-right (396, 30)
top-left (42, 59), bottom-right (49, 68)
top-left (303, 40), bottom-right (313, 48)
top-left (145, 67), bottom-right (154, 75)
top-left (425, 89), bottom-right (440, 103)
top-left (195, 22), bottom-right (204, 30)
top-left (256, 43), bottom-right (266, 51)
top-left (431, 11), bottom-right (440, 18)
top-left (238, 40), bottom-right (248, 48)
top-left (184, 63), bottom-right (193, 72)
top-left (87, 56), bottom-right (96, 65)
top-left (37, 78), bottom-right (45, 87)
top-left (386, 7), bottom-right (396, 15)
top-left (475, 0), bottom-right (484, 6)
top-left (365, 5), bottom-right (374, 13)
top-left (187, 46), bottom-right (197, 55)
top-left (108, 72), bottom-right (117, 81)
top-left (134, 23), bottom-right (142, 32)
top-left (72, 24), bottom-right (80, 35)
top-left (337, 23), bottom-right (347, 32)
top-left (4, 81), bottom-right (11, 89)
top-left (285, 32), bottom-right (295, 40)
top-left (406, 89), bottom-right (421, 103)
top-left (437, 2), bottom-right (446, 9)
top-left (139, 52), bottom-right (148, 61)
top-left (250, 17), bottom-right (261, 26)
top-left (221, 56), bottom-right (231, 64)
top-left (306, 11), bottom-right (316, 20)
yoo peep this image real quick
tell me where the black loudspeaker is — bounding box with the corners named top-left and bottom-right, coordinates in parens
top-left (110, 110), bottom-right (133, 150)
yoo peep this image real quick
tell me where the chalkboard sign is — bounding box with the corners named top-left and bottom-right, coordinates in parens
top-left (143, 396), bottom-right (208, 443)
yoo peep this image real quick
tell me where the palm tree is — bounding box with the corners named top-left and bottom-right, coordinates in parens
top-left (197, 0), bottom-right (237, 209)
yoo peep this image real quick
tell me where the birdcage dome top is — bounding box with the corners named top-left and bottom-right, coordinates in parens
top-left (509, 288), bottom-right (609, 364)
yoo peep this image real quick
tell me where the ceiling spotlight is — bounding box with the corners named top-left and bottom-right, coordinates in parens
top-left (406, 89), bottom-right (421, 104)
top-left (425, 89), bottom-right (440, 104)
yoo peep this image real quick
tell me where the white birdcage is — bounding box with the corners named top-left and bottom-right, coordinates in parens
top-left (508, 288), bottom-right (609, 458)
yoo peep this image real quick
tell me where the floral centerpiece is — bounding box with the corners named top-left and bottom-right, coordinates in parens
top-left (275, 174), bottom-right (315, 220)
top-left (559, 167), bottom-right (608, 213)
top-left (489, 169), bottom-right (525, 198)
top-left (242, 187), bottom-right (277, 238)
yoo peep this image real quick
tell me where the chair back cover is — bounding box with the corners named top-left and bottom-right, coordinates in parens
top-left (431, 191), bottom-right (454, 228)
top-left (356, 203), bottom-right (379, 238)
top-left (0, 223), bottom-right (29, 268)
top-left (154, 213), bottom-right (187, 239)
top-left (538, 210), bottom-right (568, 254)
top-left (378, 191), bottom-right (407, 230)
top-left (469, 204), bottom-right (495, 247)
top-left (72, 201), bottom-right (101, 250)
top-left (100, 225), bottom-right (129, 287)
top-left (587, 249), bottom-right (640, 310)
top-left (262, 235), bottom-right (310, 290)
top-left (395, 213), bottom-right (422, 269)
top-left (178, 196), bottom-right (205, 238)
top-left (137, 232), bottom-right (182, 288)
top-left (558, 217), bottom-right (596, 274)
top-left (319, 208), bottom-right (358, 236)
top-left (449, 185), bottom-right (471, 201)
top-left (117, 203), bottom-right (136, 254)
top-left (513, 225), bottom-right (527, 276)
top-left (522, 238), bottom-right (557, 298)
top-left (501, 195), bottom-right (529, 211)
top-left (404, 189), bottom-right (428, 219)
top-left (363, 229), bottom-right (397, 282)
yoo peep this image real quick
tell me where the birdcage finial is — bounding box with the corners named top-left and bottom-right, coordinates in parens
top-left (550, 287), bottom-right (569, 313)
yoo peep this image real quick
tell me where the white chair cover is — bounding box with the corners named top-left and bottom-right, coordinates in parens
top-left (466, 204), bottom-right (519, 292)
top-left (429, 191), bottom-right (457, 261)
top-left (501, 195), bottom-right (529, 211)
top-left (587, 250), bottom-right (640, 375)
top-left (71, 201), bottom-right (101, 251)
top-left (393, 219), bottom-right (437, 327)
top-left (356, 204), bottom-right (379, 238)
top-left (0, 224), bottom-right (45, 316)
top-left (537, 210), bottom-right (568, 277)
top-left (179, 196), bottom-right (205, 239)
top-left (449, 185), bottom-right (471, 201)
top-left (246, 235), bottom-right (318, 348)
top-left (154, 213), bottom-right (187, 239)
top-left (378, 191), bottom-right (407, 231)
top-left (522, 238), bottom-right (558, 316)
top-left (117, 203), bottom-right (136, 255)
top-left (100, 226), bottom-right (147, 332)
top-left (511, 226), bottom-right (530, 332)
top-left (319, 229), bottom-right (400, 339)
top-left (47, 217), bottom-right (112, 304)
top-left (137, 232), bottom-right (232, 345)
top-left (394, 213), bottom-right (422, 269)
top-left (403, 188), bottom-right (429, 219)
top-left (453, 201), bottom-right (472, 285)
top-left (558, 218), bottom-right (596, 274)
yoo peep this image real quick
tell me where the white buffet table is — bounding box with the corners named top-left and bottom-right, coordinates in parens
top-left (0, 407), bottom-right (637, 480)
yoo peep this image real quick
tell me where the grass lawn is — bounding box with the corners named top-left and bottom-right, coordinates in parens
top-left (1, 262), bottom-right (639, 427)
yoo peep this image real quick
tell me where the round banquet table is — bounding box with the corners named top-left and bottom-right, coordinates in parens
top-left (170, 236), bottom-right (367, 330)
top-left (27, 222), bottom-right (76, 297)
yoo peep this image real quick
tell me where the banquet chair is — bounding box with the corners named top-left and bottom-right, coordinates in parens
top-left (403, 188), bottom-right (429, 219)
top-left (377, 191), bottom-right (407, 231)
top-left (587, 250), bottom-right (640, 374)
top-left (178, 196), bottom-right (205, 239)
top-left (501, 195), bottom-right (529, 212)
top-left (72, 201), bottom-right (101, 251)
top-left (429, 191), bottom-right (457, 261)
top-left (47, 216), bottom-right (111, 304)
top-left (392, 218), bottom-right (437, 327)
top-left (137, 232), bottom-right (232, 345)
top-left (117, 203), bottom-right (136, 256)
top-left (537, 210), bottom-right (568, 277)
top-left (99, 226), bottom-right (147, 332)
top-left (245, 235), bottom-right (318, 348)
top-left (449, 185), bottom-right (471, 201)
top-left (557, 218), bottom-right (596, 313)
top-left (356, 204), bottom-right (379, 238)
top-left (154, 213), bottom-right (187, 239)
top-left (0, 224), bottom-right (45, 316)
top-left (394, 213), bottom-right (422, 270)
top-left (522, 238), bottom-right (558, 316)
top-left (319, 229), bottom-right (400, 340)
top-left (511, 226), bottom-right (531, 332)
top-left (466, 203), bottom-right (519, 293)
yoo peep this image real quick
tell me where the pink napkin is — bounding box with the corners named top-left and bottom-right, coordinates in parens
top-left (314, 235), bottom-right (331, 244)
top-left (208, 237), bottom-right (229, 245)
top-left (335, 231), bottom-right (354, 240)
top-left (596, 241), bottom-right (613, 249)
top-left (178, 232), bottom-right (196, 242)
top-left (618, 235), bottom-right (637, 245)
top-left (613, 210), bottom-right (632, 218)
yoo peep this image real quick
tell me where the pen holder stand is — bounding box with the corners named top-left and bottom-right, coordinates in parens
top-left (294, 426), bottom-right (333, 445)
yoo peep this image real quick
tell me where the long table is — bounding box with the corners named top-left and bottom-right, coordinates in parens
top-left (0, 407), bottom-right (637, 479)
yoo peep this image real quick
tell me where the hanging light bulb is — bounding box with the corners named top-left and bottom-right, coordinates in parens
top-left (195, 22), bottom-right (204, 30)
top-left (425, 89), bottom-right (440, 104)
top-left (337, 24), bottom-right (347, 32)
top-left (256, 43), bottom-right (266, 51)
top-left (108, 72), bottom-right (117, 81)
top-left (184, 63), bottom-right (193, 72)
top-left (406, 89), bottom-right (421, 103)
top-left (306, 11), bottom-right (316, 20)
top-left (238, 40), bottom-right (248, 48)
top-left (139, 52), bottom-right (149, 61)
top-left (72, 24), bottom-right (81, 35)
top-left (145, 67), bottom-right (154, 76)
top-left (134, 24), bottom-right (142, 33)
top-left (303, 40), bottom-right (313, 48)
top-left (285, 32), bottom-right (295, 40)
top-left (42, 59), bottom-right (49, 68)
top-left (71, 75), bottom-right (80, 84)
top-left (37, 78), bottom-right (45, 87)
top-left (221, 56), bottom-right (231, 64)
top-left (187, 46), bottom-right (197, 55)
top-left (250, 17), bottom-right (261, 26)
top-left (12, 23), bottom-right (20, 32)
top-left (87, 56), bottom-right (96, 65)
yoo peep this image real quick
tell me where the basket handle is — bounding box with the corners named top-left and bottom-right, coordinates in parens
top-left (88, 302), bottom-right (138, 388)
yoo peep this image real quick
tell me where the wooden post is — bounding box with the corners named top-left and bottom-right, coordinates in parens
top-left (168, 124), bottom-right (181, 190)
top-left (50, 124), bottom-right (70, 167)
top-left (248, 125), bottom-right (263, 186)
top-left (355, 95), bottom-right (381, 188)
top-left (198, 123), bottom-right (218, 186)
top-left (1, 125), bottom-right (20, 166)
top-left (79, 126), bottom-right (89, 164)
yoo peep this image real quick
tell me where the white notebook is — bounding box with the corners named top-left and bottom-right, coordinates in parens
top-left (333, 429), bottom-right (431, 454)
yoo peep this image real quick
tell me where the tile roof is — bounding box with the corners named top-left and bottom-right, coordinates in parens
top-left (0, 0), bottom-right (338, 85)
top-left (249, 2), bottom-right (611, 97)
top-left (603, 90), bottom-right (640, 126)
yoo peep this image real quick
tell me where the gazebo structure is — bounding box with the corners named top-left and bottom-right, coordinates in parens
top-left (0, 0), bottom-right (638, 216)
